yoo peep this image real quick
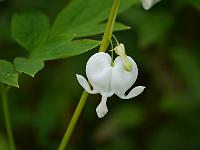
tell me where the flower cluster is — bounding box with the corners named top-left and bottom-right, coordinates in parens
top-left (76, 44), bottom-right (145, 118)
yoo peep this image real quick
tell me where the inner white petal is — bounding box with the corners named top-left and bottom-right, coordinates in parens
top-left (96, 95), bottom-right (108, 118)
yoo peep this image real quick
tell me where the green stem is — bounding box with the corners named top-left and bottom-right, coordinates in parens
top-left (0, 85), bottom-right (16, 150)
top-left (99, 0), bottom-right (120, 52)
top-left (58, 91), bottom-right (88, 150)
top-left (58, 0), bottom-right (120, 149)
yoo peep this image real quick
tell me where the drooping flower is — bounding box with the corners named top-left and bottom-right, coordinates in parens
top-left (141, 0), bottom-right (161, 10)
top-left (76, 44), bottom-right (145, 118)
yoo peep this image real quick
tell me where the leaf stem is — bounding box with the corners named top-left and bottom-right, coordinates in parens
top-left (58, 91), bottom-right (88, 150)
top-left (0, 85), bottom-right (16, 150)
top-left (58, 0), bottom-right (120, 149)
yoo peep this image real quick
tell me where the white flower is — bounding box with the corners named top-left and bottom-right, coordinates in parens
top-left (141, 0), bottom-right (161, 10)
top-left (76, 45), bottom-right (145, 118)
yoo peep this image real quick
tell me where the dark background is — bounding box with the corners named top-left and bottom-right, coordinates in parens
top-left (1, 0), bottom-right (200, 149)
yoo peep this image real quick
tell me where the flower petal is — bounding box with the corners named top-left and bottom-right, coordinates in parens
top-left (96, 96), bottom-right (108, 118)
top-left (76, 74), bottom-right (97, 94)
top-left (111, 56), bottom-right (138, 97)
top-left (117, 86), bottom-right (145, 99)
top-left (86, 52), bottom-right (113, 96)
top-left (141, 0), bottom-right (161, 10)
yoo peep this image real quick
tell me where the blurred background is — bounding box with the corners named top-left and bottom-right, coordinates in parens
top-left (1, 0), bottom-right (200, 149)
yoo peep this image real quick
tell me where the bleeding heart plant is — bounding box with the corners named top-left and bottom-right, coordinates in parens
top-left (0, 0), bottom-right (163, 149)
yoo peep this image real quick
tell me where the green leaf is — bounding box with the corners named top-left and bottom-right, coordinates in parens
top-left (65, 22), bottom-right (130, 38)
top-left (0, 60), bottom-right (19, 87)
top-left (50, 0), bottom-right (135, 36)
top-left (14, 57), bottom-right (44, 77)
top-left (32, 39), bottom-right (100, 61)
top-left (11, 11), bottom-right (49, 52)
top-left (12, 0), bottom-right (136, 77)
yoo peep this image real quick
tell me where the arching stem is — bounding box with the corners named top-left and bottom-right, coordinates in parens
top-left (58, 91), bottom-right (88, 150)
top-left (58, 0), bottom-right (121, 149)
top-left (0, 85), bottom-right (16, 150)
top-left (99, 0), bottom-right (120, 52)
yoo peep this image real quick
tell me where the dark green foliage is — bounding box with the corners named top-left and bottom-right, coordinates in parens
top-left (1, 0), bottom-right (200, 149)
top-left (0, 60), bottom-right (18, 87)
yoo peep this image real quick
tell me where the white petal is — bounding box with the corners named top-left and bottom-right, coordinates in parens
top-left (76, 74), bottom-right (97, 94)
top-left (141, 0), bottom-right (160, 10)
top-left (111, 56), bottom-right (138, 97)
top-left (117, 86), bottom-right (145, 99)
top-left (86, 52), bottom-right (113, 96)
top-left (96, 96), bottom-right (108, 118)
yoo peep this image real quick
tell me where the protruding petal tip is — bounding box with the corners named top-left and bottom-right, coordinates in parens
top-left (117, 86), bottom-right (146, 99)
top-left (76, 74), bottom-right (97, 94)
top-left (96, 96), bottom-right (108, 118)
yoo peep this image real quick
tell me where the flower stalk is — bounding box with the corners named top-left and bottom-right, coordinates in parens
top-left (99, 0), bottom-right (120, 52)
top-left (57, 0), bottom-right (120, 149)
top-left (0, 85), bottom-right (16, 150)
top-left (58, 91), bottom-right (88, 150)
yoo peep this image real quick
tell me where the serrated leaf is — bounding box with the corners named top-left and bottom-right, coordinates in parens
top-left (11, 11), bottom-right (49, 52)
top-left (0, 60), bottom-right (19, 87)
top-left (14, 57), bottom-right (44, 77)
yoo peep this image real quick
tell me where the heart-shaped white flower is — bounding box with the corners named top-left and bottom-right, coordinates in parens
top-left (141, 0), bottom-right (161, 10)
top-left (76, 52), bottom-right (145, 118)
